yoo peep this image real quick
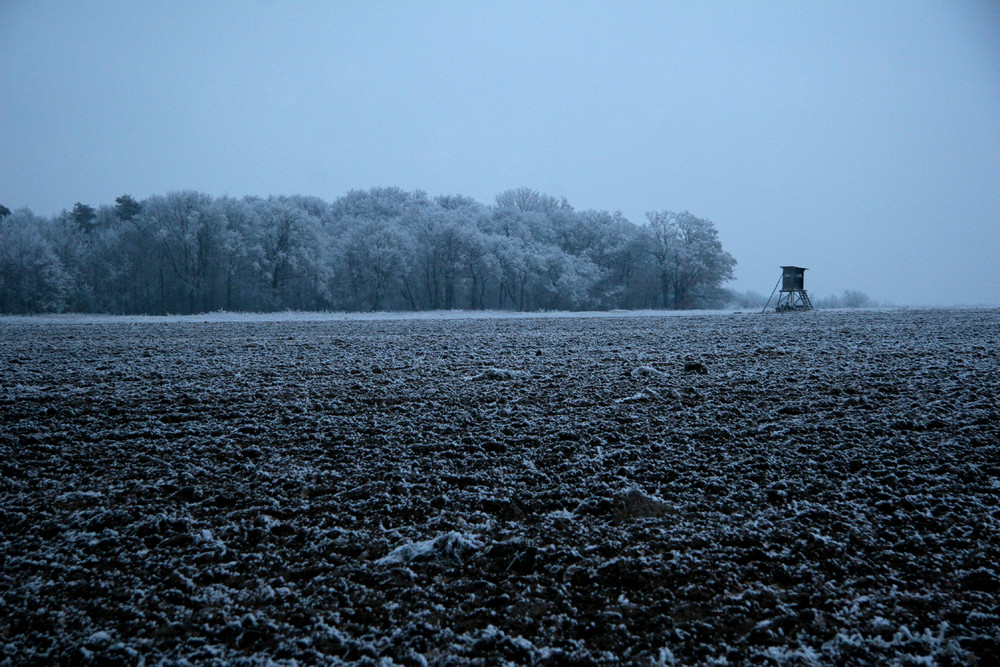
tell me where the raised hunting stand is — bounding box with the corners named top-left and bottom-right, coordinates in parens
top-left (763, 266), bottom-right (813, 312)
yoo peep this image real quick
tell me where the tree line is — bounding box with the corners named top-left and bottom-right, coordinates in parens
top-left (0, 188), bottom-right (738, 315)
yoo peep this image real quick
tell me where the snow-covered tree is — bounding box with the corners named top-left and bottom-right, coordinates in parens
top-left (0, 209), bottom-right (72, 313)
top-left (136, 191), bottom-right (228, 313)
top-left (645, 211), bottom-right (736, 309)
top-left (0, 188), bottom-right (740, 314)
top-left (251, 197), bottom-right (328, 310)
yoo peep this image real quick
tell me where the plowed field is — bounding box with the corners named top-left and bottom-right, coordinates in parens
top-left (2, 309), bottom-right (998, 665)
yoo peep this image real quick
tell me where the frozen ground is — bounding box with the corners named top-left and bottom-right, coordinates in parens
top-left (1, 308), bottom-right (998, 665)
top-left (0, 307), bottom-right (752, 324)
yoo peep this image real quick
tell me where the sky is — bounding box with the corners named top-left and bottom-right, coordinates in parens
top-left (2, 1), bottom-right (998, 306)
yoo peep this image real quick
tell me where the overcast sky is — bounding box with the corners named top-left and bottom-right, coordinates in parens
top-left (2, 1), bottom-right (998, 305)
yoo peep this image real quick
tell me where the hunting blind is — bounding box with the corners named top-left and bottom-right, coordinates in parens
top-left (763, 266), bottom-right (813, 312)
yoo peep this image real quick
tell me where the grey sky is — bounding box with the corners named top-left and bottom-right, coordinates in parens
top-left (2, 1), bottom-right (998, 305)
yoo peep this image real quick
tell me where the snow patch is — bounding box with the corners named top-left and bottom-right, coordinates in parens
top-left (616, 387), bottom-right (662, 403)
top-left (631, 365), bottom-right (667, 380)
top-left (377, 532), bottom-right (483, 566)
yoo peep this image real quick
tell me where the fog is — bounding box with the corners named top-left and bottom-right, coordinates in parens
top-left (2, 1), bottom-right (998, 306)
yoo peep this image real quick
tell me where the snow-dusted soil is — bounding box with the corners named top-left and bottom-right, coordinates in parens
top-left (2, 308), bottom-right (998, 665)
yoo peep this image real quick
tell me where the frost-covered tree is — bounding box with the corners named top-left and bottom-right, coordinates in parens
top-left (644, 211), bottom-right (736, 309)
top-left (531, 244), bottom-right (602, 310)
top-left (338, 218), bottom-right (413, 311)
top-left (331, 186), bottom-right (430, 224)
top-left (494, 187), bottom-right (569, 215)
top-left (841, 289), bottom-right (873, 308)
top-left (0, 187), bottom-right (739, 314)
top-left (815, 289), bottom-right (875, 309)
top-left (52, 204), bottom-right (130, 312)
top-left (0, 209), bottom-right (72, 313)
top-left (574, 210), bottom-right (651, 309)
top-left (214, 197), bottom-right (265, 311)
top-left (136, 191), bottom-right (228, 313)
top-left (728, 289), bottom-right (768, 310)
top-left (251, 197), bottom-right (328, 310)
top-left (329, 187), bottom-right (434, 311)
top-left (400, 198), bottom-right (486, 310)
top-left (487, 233), bottom-right (533, 310)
